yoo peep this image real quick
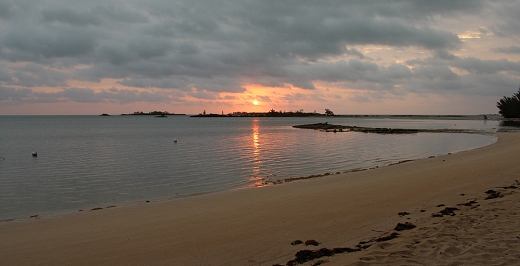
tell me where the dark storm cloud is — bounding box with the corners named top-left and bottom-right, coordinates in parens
top-left (0, 0), bottom-right (519, 105)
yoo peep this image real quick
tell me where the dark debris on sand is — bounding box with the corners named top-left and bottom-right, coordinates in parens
top-left (274, 229), bottom-right (408, 265)
top-left (280, 247), bottom-right (364, 266)
top-left (305, 240), bottom-right (320, 246)
top-left (458, 200), bottom-right (478, 207)
top-left (485, 190), bottom-right (501, 200)
top-left (272, 182), bottom-right (520, 266)
top-left (291, 240), bottom-right (303, 245)
top-left (432, 207), bottom-right (460, 217)
top-left (394, 222), bottom-right (417, 231)
top-left (375, 232), bottom-right (400, 242)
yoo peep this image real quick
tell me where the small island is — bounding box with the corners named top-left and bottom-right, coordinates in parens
top-left (121, 111), bottom-right (186, 116)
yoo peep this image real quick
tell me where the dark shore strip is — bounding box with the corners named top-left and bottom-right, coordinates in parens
top-left (293, 122), bottom-right (485, 134)
top-left (259, 160), bottom-right (415, 187)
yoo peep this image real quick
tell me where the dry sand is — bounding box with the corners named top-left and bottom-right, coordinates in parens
top-left (1, 133), bottom-right (520, 266)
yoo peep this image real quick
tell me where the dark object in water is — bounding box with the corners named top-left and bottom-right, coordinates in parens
top-left (32, 152), bottom-right (37, 157)
top-left (398, 211), bottom-right (410, 216)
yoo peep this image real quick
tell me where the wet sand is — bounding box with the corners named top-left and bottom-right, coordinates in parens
top-left (1, 133), bottom-right (519, 266)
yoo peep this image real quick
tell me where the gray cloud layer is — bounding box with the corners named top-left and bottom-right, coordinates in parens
top-left (0, 0), bottom-right (519, 106)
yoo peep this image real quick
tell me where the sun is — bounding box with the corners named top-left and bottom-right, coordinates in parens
top-left (253, 100), bottom-right (259, 105)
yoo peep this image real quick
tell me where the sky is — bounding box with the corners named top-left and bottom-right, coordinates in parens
top-left (1, 0), bottom-right (520, 115)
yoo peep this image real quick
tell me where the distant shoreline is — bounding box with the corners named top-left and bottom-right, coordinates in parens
top-left (120, 111), bottom-right (186, 116)
top-left (2, 114), bottom-right (509, 120)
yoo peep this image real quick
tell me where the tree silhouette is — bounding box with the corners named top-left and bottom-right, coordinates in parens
top-left (325, 109), bottom-right (335, 116)
top-left (497, 87), bottom-right (520, 118)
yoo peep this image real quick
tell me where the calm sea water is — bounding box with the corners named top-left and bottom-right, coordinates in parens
top-left (0, 116), bottom-right (499, 220)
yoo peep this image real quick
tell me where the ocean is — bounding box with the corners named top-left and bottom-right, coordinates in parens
top-left (0, 115), bottom-right (500, 221)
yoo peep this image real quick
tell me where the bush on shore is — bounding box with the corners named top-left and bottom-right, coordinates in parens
top-left (497, 87), bottom-right (520, 118)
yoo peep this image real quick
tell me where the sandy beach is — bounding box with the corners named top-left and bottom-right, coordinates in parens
top-left (1, 132), bottom-right (519, 266)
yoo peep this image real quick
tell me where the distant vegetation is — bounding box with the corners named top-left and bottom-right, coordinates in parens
top-left (121, 111), bottom-right (185, 116)
top-left (325, 108), bottom-right (335, 116)
top-left (497, 87), bottom-right (520, 118)
top-left (191, 109), bottom-right (335, 117)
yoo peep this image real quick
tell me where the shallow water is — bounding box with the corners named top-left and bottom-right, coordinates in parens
top-left (0, 116), bottom-right (498, 220)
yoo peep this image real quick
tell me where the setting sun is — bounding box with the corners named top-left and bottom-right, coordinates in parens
top-left (253, 100), bottom-right (259, 105)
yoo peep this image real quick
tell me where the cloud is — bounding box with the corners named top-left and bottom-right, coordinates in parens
top-left (488, 0), bottom-right (520, 36)
top-left (0, 86), bottom-right (33, 101)
top-left (0, 1), bottom-right (467, 74)
top-left (0, 66), bottom-right (12, 82)
top-left (187, 89), bottom-right (218, 100)
top-left (452, 58), bottom-right (520, 74)
top-left (345, 48), bottom-right (366, 59)
top-left (6, 64), bottom-right (69, 87)
top-left (41, 7), bottom-right (101, 27)
top-left (0, 86), bottom-right (174, 104)
top-left (494, 46), bottom-right (520, 54)
top-left (0, 0), bottom-right (519, 113)
top-left (257, 95), bottom-right (272, 102)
